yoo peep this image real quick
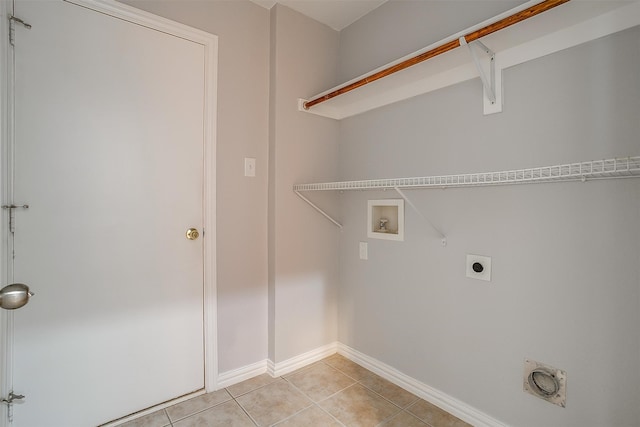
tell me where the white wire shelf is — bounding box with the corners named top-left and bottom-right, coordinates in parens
top-left (294, 156), bottom-right (640, 192)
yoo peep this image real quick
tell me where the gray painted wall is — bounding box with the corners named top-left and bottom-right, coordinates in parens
top-left (337, 10), bottom-right (640, 427)
top-left (269, 4), bottom-right (340, 363)
top-left (338, 0), bottom-right (524, 82)
top-left (119, 0), bottom-right (271, 374)
top-left (122, 0), bottom-right (342, 370)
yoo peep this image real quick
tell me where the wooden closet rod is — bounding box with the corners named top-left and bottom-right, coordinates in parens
top-left (303, 0), bottom-right (570, 110)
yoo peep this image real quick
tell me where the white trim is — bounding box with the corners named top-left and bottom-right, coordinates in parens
top-left (198, 5), bottom-right (219, 395)
top-left (217, 359), bottom-right (269, 389)
top-left (268, 342), bottom-right (339, 377)
top-left (367, 199), bottom-right (405, 241)
top-left (217, 342), bottom-right (340, 389)
top-left (65, 0), bottom-right (217, 46)
top-left (337, 343), bottom-right (510, 427)
top-left (0, 0), bottom-right (12, 424)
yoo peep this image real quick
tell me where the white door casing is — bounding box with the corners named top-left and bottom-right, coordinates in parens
top-left (0, 1), bottom-right (218, 425)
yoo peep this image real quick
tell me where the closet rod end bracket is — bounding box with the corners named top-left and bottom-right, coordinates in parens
top-left (298, 98), bottom-right (310, 111)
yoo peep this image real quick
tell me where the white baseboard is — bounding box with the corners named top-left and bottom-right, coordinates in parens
top-left (216, 342), bottom-right (338, 389)
top-left (217, 342), bottom-right (508, 427)
top-left (268, 342), bottom-right (338, 377)
top-left (337, 343), bottom-right (510, 427)
top-left (216, 359), bottom-right (268, 389)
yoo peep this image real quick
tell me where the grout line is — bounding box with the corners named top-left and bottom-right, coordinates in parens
top-left (164, 391), bottom-right (234, 424)
top-left (284, 360), bottom-right (359, 402)
top-left (233, 378), bottom-right (315, 426)
top-left (321, 356), bottom-right (380, 383)
top-left (163, 408), bottom-right (173, 427)
top-left (316, 382), bottom-right (360, 405)
top-left (280, 376), bottom-right (322, 410)
top-left (275, 362), bottom-right (350, 426)
top-left (280, 360), bottom-right (319, 379)
top-left (373, 409), bottom-right (431, 427)
top-left (233, 396), bottom-right (260, 426)
top-left (357, 377), bottom-right (419, 411)
top-left (322, 357), bottom-right (427, 426)
top-left (404, 406), bottom-right (437, 427)
top-left (374, 414), bottom-right (395, 427)
top-left (326, 355), bottom-right (422, 410)
top-left (214, 355), bottom-right (463, 427)
top-left (268, 375), bottom-right (347, 427)
top-left (268, 402), bottom-right (315, 426)
top-left (283, 371), bottom-right (356, 405)
top-left (225, 376), bottom-right (280, 399)
top-left (322, 365), bottom-right (366, 383)
top-left (313, 402), bottom-right (348, 427)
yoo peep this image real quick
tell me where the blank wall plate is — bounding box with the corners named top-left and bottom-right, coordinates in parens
top-left (244, 157), bottom-right (256, 177)
top-left (466, 254), bottom-right (491, 281)
top-left (359, 242), bottom-right (368, 260)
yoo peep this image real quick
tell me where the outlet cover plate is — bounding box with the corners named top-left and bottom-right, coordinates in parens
top-left (466, 254), bottom-right (491, 281)
top-left (244, 157), bottom-right (256, 177)
top-left (359, 242), bottom-right (368, 260)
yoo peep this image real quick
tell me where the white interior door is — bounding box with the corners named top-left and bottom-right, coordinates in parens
top-left (8, 1), bottom-right (211, 425)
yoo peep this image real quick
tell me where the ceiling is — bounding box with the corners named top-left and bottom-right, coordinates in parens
top-left (250, 0), bottom-right (388, 31)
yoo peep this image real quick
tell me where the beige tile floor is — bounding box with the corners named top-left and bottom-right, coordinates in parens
top-left (120, 354), bottom-right (471, 427)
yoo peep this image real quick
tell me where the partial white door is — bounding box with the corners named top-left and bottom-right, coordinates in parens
top-left (9, 1), bottom-right (210, 425)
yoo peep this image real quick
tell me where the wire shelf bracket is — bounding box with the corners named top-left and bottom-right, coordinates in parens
top-left (294, 190), bottom-right (343, 229)
top-left (394, 187), bottom-right (447, 246)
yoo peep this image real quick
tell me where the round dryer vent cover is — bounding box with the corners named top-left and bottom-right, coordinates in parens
top-left (523, 359), bottom-right (567, 407)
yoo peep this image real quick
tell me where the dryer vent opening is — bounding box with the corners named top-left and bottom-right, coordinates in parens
top-left (523, 359), bottom-right (567, 407)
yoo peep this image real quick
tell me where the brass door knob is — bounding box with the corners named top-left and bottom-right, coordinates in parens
top-left (186, 228), bottom-right (200, 240)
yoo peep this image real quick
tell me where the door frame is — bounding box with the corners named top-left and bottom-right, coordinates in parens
top-left (0, 1), bottom-right (218, 424)
top-left (0, 0), bottom-right (12, 424)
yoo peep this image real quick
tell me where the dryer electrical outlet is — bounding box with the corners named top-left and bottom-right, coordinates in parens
top-left (466, 254), bottom-right (492, 281)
